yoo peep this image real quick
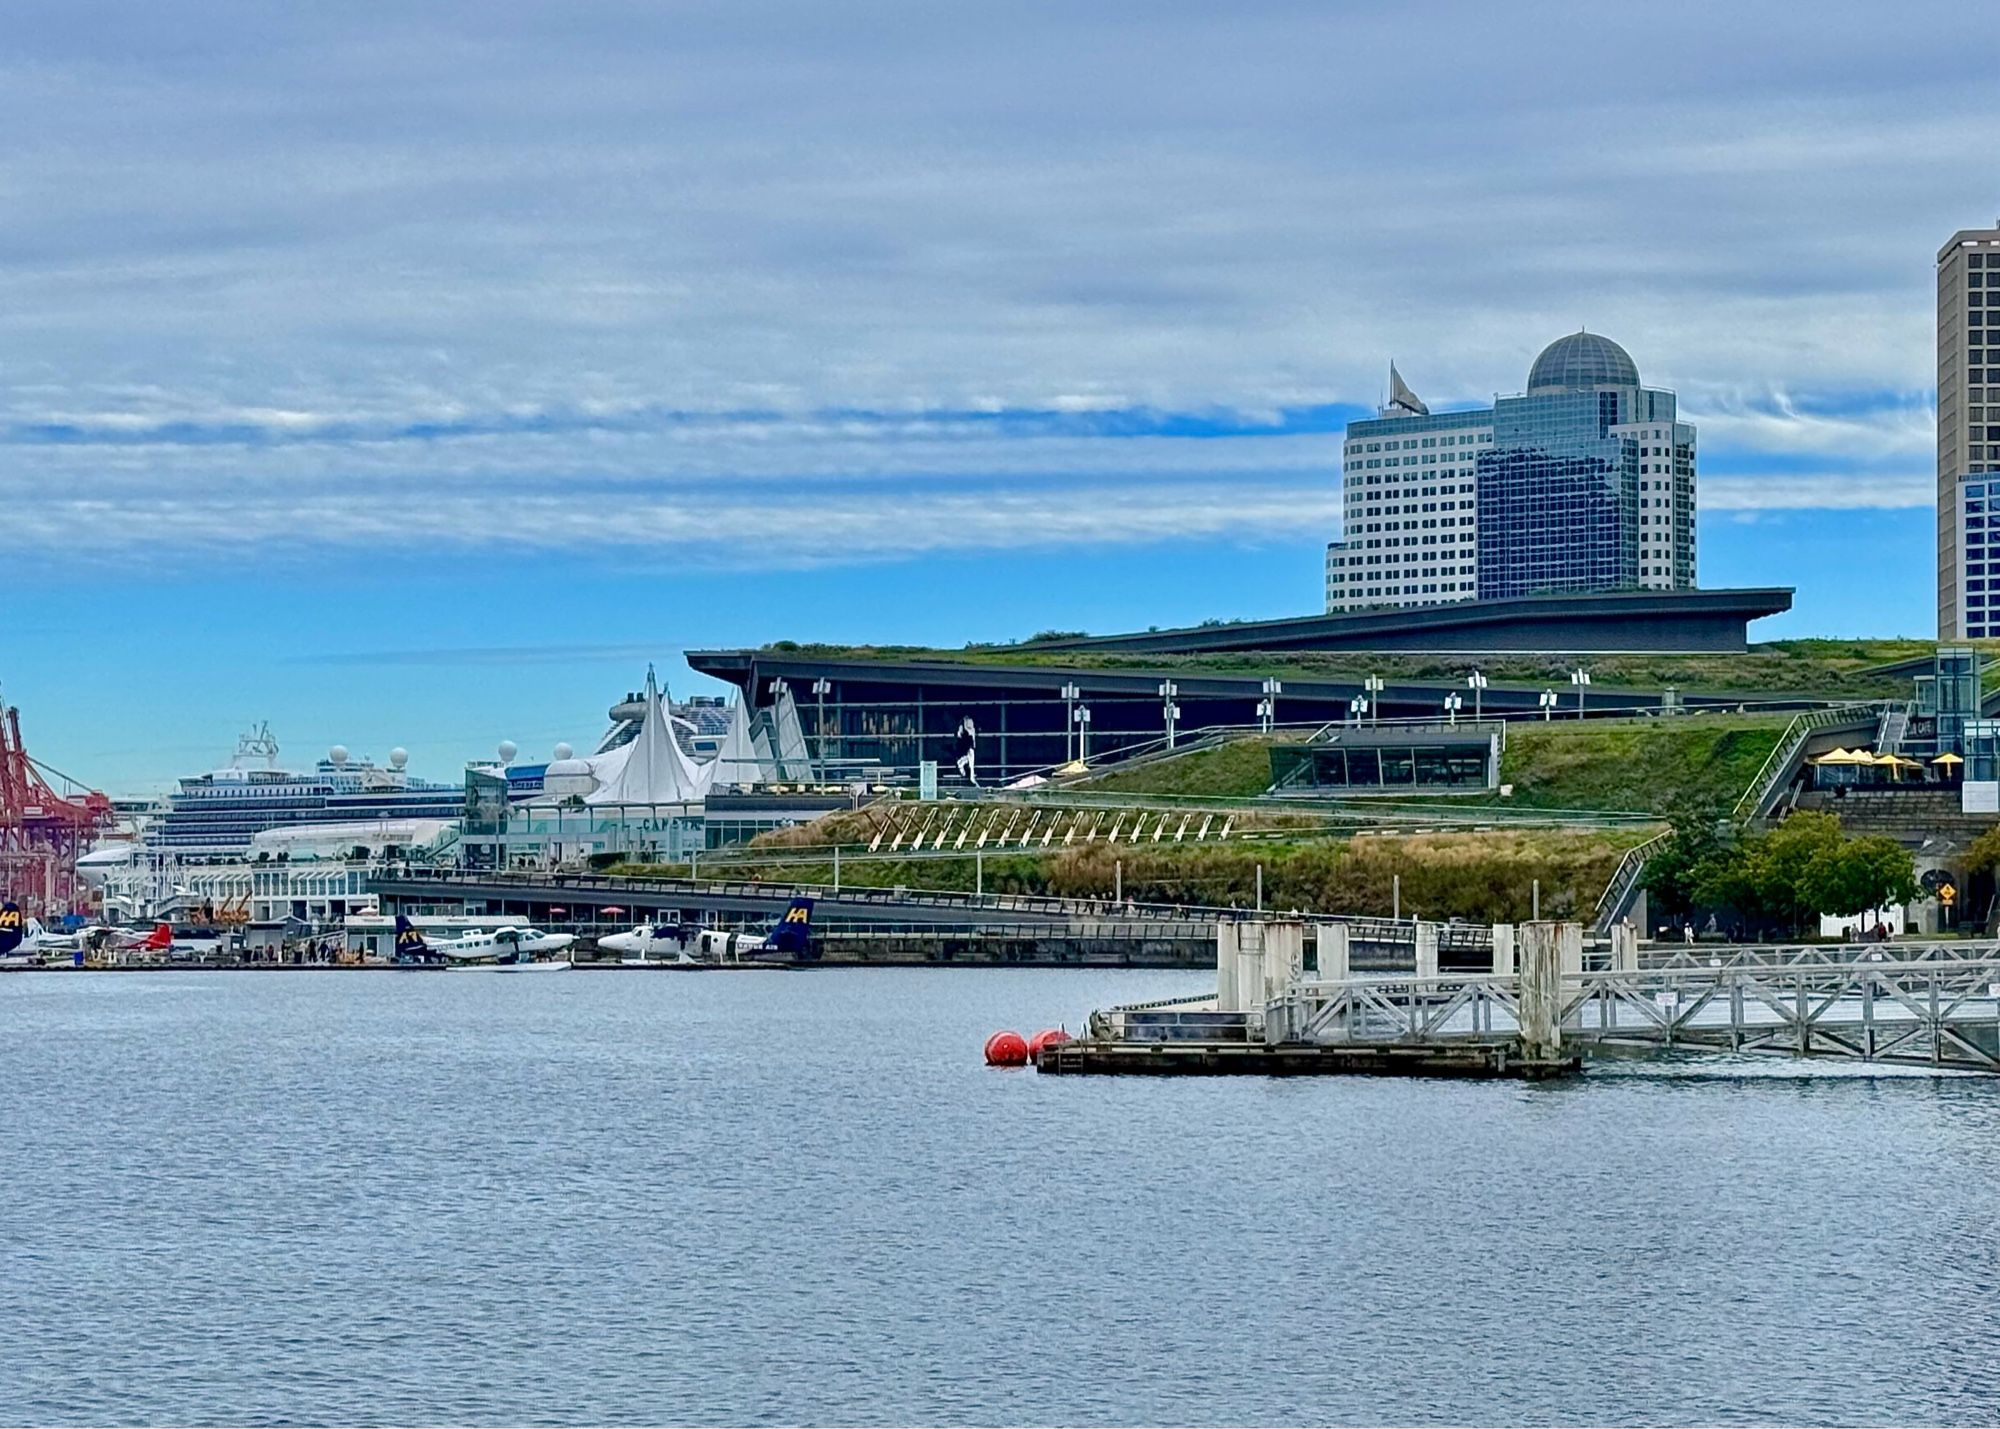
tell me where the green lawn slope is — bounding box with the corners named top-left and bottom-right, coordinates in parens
top-left (1076, 713), bottom-right (1790, 816)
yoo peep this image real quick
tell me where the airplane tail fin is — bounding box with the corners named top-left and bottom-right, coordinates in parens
top-left (394, 915), bottom-right (431, 958)
top-left (0, 900), bottom-right (21, 956)
top-left (144, 923), bottom-right (173, 951)
top-left (763, 897), bottom-right (816, 959)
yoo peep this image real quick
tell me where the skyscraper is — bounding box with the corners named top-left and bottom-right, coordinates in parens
top-left (1937, 223), bottom-right (2000, 639)
top-left (1324, 333), bottom-right (1695, 613)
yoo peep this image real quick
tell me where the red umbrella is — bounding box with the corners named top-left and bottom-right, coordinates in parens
top-left (601, 906), bottom-right (626, 915)
top-left (547, 906), bottom-right (567, 915)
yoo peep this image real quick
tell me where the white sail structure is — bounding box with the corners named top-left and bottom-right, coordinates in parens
top-left (1386, 362), bottom-right (1429, 417)
top-left (587, 667), bottom-right (711, 805)
top-left (771, 688), bottom-right (815, 781)
top-left (710, 697), bottom-right (777, 788)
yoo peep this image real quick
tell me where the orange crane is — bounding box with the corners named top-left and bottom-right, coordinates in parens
top-left (0, 696), bottom-right (113, 915)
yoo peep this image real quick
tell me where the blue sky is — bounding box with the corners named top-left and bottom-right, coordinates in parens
top-left (0, 1), bottom-right (1985, 792)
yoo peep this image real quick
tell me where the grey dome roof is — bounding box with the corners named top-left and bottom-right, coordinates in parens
top-left (1527, 331), bottom-right (1639, 393)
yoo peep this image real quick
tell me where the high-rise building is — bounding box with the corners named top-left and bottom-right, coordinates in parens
top-left (1323, 366), bottom-right (1492, 612)
top-left (1937, 223), bottom-right (2000, 639)
top-left (1324, 333), bottom-right (1695, 613)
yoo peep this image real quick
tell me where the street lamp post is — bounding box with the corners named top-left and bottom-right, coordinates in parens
top-left (1059, 682), bottom-right (1081, 762)
top-left (1364, 674), bottom-right (1385, 728)
top-left (1261, 677), bottom-right (1282, 732)
top-left (1570, 666), bottom-right (1592, 719)
top-left (1443, 692), bottom-right (1463, 728)
top-left (1538, 689), bottom-right (1559, 721)
top-left (811, 678), bottom-right (832, 778)
top-left (1158, 680), bottom-right (1179, 749)
top-left (1467, 670), bottom-right (1488, 723)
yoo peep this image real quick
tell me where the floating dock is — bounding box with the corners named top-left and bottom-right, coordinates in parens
top-left (1035, 1038), bottom-right (1578, 1079)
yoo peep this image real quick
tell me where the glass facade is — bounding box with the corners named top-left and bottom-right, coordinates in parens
top-left (1477, 364), bottom-right (1685, 601)
top-left (1267, 734), bottom-right (1498, 794)
top-left (1477, 389), bottom-right (1639, 599)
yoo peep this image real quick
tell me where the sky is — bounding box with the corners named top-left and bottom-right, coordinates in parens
top-left (0, 1), bottom-right (1988, 793)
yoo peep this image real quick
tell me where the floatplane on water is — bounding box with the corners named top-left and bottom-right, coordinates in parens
top-left (393, 916), bottom-right (574, 972)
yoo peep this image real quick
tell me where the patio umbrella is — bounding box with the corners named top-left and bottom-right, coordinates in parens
top-left (1932, 753), bottom-right (1965, 766)
top-left (601, 905), bottom-right (627, 914)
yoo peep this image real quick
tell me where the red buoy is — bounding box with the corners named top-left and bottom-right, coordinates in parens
top-left (1027, 1028), bottom-right (1072, 1058)
top-left (984, 1030), bottom-right (1030, 1066)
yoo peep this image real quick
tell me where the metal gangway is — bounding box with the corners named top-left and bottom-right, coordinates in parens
top-left (1272, 931), bottom-right (2000, 1073)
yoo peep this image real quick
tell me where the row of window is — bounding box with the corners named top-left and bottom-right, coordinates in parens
top-left (1345, 433), bottom-right (1493, 455)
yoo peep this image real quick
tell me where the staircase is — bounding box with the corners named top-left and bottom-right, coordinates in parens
top-left (1874, 702), bottom-right (1912, 755)
top-left (1733, 704), bottom-right (1881, 823)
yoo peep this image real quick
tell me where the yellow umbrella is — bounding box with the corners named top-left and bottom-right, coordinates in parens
top-left (1933, 752), bottom-right (1965, 766)
top-left (1814, 748), bottom-right (1869, 764)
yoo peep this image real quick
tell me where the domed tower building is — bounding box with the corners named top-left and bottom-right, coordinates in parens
top-left (1325, 333), bottom-right (1695, 612)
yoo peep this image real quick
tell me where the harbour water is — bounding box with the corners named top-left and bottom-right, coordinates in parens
top-left (6, 968), bottom-right (2000, 1425)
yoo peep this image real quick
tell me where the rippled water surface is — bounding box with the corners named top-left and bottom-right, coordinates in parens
top-left (6, 967), bottom-right (2000, 1426)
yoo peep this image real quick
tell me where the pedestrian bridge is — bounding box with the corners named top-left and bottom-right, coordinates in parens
top-left (1082, 924), bottom-right (2000, 1076)
top-left (1275, 934), bottom-right (2000, 1073)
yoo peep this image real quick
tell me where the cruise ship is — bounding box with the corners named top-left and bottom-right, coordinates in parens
top-left (79, 726), bottom-right (463, 925)
top-left (145, 724), bottom-right (462, 857)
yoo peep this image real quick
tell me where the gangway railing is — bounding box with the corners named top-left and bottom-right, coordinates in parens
top-left (1590, 829), bottom-right (1672, 933)
top-left (1732, 703), bottom-right (1881, 822)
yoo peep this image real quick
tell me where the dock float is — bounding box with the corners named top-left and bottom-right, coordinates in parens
top-left (1034, 1038), bottom-right (1579, 1079)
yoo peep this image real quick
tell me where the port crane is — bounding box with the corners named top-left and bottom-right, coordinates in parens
top-left (0, 691), bottom-right (113, 914)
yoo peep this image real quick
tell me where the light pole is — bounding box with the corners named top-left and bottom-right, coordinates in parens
top-left (1073, 704), bottom-right (1091, 764)
top-left (1539, 689), bottom-right (1559, 721)
top-left (1349, 696), bottom-right (1369, 727)
top-left (1261, 677), bottom-right (1282, 732)
top-left (1364, 674), bottom-right (1384, 728)
top-left (1570, 666), bottom-right (1591, 719)
top-left (1467, 670), bottom-right (1487, 723)
top-left (1158, 680), bottom-right (1179, 749)
top-left (811, 678), bottom-right (832, 777)
top-left (1256, 697), bottom-right (1274, 733)
top-left (1443, 692), bottom-right (1463, 728)
top-left (1059, 682), bottom-right (1080, 762)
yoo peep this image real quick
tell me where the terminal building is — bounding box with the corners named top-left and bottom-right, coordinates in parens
top-left (1326, 332), bottom-right (1695, 613)
top-left (1936, 221), bottom-right (2000, 639)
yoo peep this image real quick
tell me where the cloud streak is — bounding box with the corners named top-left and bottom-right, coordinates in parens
top-left (0, 1), bottom-right (1977, 572)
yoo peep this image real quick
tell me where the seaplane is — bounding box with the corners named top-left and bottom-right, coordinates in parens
top-left (598, 921), bottom-right (699, 966)
top-left (0, 904), bottom-right (184, 966)
top-left (691, 897), bottom-right (818, 964)
top-left (393, 917), bottom-right (574, 972)
top-left (600, 899), bottom-right (817, 966)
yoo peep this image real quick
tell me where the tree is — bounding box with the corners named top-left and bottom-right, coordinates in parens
top-left (1964, 825), bottom-right (2000, 879)
top-left (1641, 823), bottom-right (1724, 920)
top-left (1688, 812), bottom-right (1920, 936)
top-left (1800, 836), bottom-right (1919, 921)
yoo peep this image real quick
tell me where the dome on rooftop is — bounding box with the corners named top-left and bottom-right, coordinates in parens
top-left (1527, 331), bottom-right (1639, 393)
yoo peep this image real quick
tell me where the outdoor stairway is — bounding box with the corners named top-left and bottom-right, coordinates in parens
top-left (1875, 704), bottom-right (1912, 755)
top-left (1795, 788), bottom-right (1995, 842)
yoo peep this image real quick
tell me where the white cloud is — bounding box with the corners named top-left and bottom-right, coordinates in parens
top-left (0, 1), bottom-right (1979, 563)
